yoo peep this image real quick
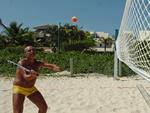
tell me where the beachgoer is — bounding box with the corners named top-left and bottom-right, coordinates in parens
top-left (13, 46), bottom-right (61, 113)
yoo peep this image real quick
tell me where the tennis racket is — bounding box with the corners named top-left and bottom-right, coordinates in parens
top-left (7, 60), bottom-right (31, 72)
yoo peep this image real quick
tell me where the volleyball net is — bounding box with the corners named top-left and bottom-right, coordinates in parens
top-left (116, 0), bottom-right (150, 80)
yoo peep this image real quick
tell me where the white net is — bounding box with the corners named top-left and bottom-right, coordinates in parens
top-left (116, 0), bottom-right (150, 80)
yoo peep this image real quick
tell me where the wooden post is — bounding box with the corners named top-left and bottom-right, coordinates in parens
top-left (70, 58), bottom-right (73, 76)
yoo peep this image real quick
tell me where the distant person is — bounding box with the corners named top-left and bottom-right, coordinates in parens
top-left (13, 46), bottom-right (61, 113)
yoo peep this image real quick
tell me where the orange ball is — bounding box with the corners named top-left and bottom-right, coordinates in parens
top-left (72, 16), bottom-right (78, 22)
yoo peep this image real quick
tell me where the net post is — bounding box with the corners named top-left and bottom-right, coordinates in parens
top-left (114, 29), bottom-right (119, 80)
top-left (114, 51), bottom-right (118, 80)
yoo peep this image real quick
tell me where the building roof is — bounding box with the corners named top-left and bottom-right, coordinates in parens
top-left (33, 24), bottom-right (53, 29)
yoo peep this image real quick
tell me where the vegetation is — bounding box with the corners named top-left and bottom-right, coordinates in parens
top-left (0, 46), bottom-right (135, 77)
top-left (43, 23), bottom-right (95, 52)
top-left (0, 21), bottom-right (95, 52)
top-left (99, 37), bottom-right (113, 52)
top-left (0, 21), bottom-right (135, 77)
top-left (0, 22), bottom-right (35, 47)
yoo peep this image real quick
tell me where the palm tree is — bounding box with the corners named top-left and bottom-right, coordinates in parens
top-left (60, 24), bottom-right (95, 51)
top-left (46, 25), bottom-right (59, 51)
top-left (0, 18), bottom-right (9, 31)
top-left (2, 21), bottom-right (34, 46)
top-left (99, 37), bottom-right (113, 53)
top-left (43, 23), bottom-right (95, 52)
top-left (0, 34), bottom-right (8, 49)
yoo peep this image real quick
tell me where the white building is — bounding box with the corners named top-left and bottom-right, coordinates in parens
top-left (96, 32), bottom-right (109, 38)
top-left (90, 31), bottom-right (114, 52)
top-left (90, 32), bottom-right (109, 38)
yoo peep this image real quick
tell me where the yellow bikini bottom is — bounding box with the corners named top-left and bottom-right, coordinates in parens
top-left (13, 85), bottom-right (38, 96)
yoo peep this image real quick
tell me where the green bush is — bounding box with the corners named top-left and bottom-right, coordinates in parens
top-left (0, 46), bottom-right (135, 77)
top-left (62, 39), bottom-right (95, 51)
top-left (4, 46), bottom-right (24, 54)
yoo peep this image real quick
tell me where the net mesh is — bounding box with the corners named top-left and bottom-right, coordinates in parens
top-left (116, 0), bottom-right (150, 80)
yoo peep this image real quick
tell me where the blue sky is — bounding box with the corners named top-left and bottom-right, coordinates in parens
top-left (0, 0), bottom-right (126, 35)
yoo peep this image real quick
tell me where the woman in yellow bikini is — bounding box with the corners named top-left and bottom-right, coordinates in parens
top-left (13, 46), bottom-right (61, 113)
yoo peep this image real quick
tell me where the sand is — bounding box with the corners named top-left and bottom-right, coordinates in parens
top-left (0, 74), bottom-right (150, 113)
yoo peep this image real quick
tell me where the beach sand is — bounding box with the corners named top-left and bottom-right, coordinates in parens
top-left (1, 74), bottom-right (150, 113)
